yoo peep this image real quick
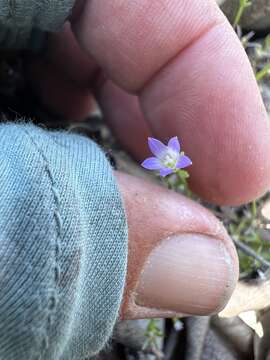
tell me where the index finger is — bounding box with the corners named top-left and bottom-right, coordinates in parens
top-left (71, 0), bottom-right (270, 205)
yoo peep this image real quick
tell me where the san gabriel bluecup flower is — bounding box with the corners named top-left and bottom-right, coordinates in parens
top-left (141, 137), bottom-right (192, 177)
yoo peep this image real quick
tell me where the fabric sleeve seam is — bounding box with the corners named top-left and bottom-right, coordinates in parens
top-left (20, 127), bottom-right (62, 355)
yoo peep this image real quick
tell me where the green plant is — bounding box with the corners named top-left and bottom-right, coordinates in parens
top-left (143, 319), bottom-right (164, 358)
top-left (233, 0), bottom-right (252, 28)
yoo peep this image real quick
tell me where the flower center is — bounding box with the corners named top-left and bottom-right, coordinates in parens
top-left (161, 149), bottom-right (179, 169)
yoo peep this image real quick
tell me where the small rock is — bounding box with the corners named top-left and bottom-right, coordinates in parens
top-left (260, 198), bottom-right (270, 223)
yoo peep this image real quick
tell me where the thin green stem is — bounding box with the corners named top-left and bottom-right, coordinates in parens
top-left (176, 170), bottom-right (187, 187)
top-left (233, 0), bottom-right (251, 28)
top-left (256, 63), bottom-right (270, 81)
top-left (251, 200), bottom-right (257, 218)
top-left (175, 169), bottom-right (192, 197)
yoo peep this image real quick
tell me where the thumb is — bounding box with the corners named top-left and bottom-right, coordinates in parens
top-left (115, 172), bottom-right (239, 319)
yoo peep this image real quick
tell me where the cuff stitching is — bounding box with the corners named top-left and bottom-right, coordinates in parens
top-left (21, 128), bottom-right (62, 354)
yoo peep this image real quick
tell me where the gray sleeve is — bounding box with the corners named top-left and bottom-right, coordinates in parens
top-left (0, 123), bottom-right (128, 359)
top-left (0, 0), bottom-right (75, 48)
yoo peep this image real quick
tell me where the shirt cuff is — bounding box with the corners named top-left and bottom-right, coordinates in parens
top-left (0, 123), bottom-right (128, 359)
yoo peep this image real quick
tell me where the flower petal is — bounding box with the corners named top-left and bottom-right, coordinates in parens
top-left (148, 137), bottom-right (167, 158)
top-left (159, 167), bottom-right (174, 177)
top-left (141, 157), bottom-right (162, 170)
top-left (168, 136), bottom-right (180, 153)
top-left (176, 155), bottom-right (192, 169)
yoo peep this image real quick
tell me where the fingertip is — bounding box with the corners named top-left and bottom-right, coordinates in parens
top-left (141, 21), bottom-right (270, 206)
top-left (115, 172), bottom-right (239, 319)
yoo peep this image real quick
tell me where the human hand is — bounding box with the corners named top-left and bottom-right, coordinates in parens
top-left (27, 0), bottom-right (270, 319)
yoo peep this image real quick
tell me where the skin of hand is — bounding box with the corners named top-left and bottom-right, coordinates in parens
top-left (25, 0), bottom-right (270, 319)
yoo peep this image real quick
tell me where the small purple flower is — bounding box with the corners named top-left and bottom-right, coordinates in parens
top-left (141, 136), bottom-right (192, 177)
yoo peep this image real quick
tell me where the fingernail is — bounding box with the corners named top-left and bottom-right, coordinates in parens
top-left (135, 234), bottom-right (235, 315)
